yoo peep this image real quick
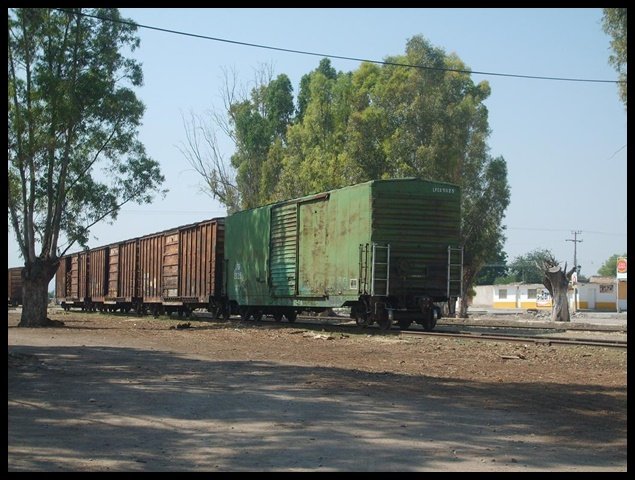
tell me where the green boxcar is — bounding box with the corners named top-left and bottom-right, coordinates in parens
top-left (224, 178), bottom-right (463, 330)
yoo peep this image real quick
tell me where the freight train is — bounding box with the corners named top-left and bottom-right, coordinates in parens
top-left (52, 178), bottom-right (463, 331)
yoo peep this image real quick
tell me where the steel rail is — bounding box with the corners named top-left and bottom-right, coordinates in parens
top-left (400, 329), bottom-right (627, 349)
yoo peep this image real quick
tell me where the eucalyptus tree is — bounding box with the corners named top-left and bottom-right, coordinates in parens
top-left (296, 57), bottom-right (338, 121)
top-left (229, 73), bottom-right (294, 209)
top-left (347, 36), bottom-right (511, 316)
top-left (180, 65), bottom-right (294, 212)
top-left (473, 250), bottom-right (508, 286)
top-left (8, 8), bottom-right (165, 327)
top-left (274, 62), bottom-right (355, 200)
top-left (602, 8), bottom-right (627, 108)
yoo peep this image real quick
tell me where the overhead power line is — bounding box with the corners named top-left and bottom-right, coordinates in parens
top-left (606, 143), bottom-right (627, 161)
top-left (52, 8), bottom-right (625, 85)
top-left (506, 226), bottom-right (626, 236)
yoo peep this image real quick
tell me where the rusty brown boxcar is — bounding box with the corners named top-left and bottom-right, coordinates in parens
top-left (8, 267), bottom-right (24, 307)
top-left (57, 251), bottom-right (89, 310)
top-left (138, 229), bottom-right (168, 314)
top-left (104, 238), bottom-right (139, 312)
top-left (53, 217), bottom-right (225, 315)
top-left (87, 246), bottom-right (109, 311)
top-left (171, 218), bottom-right (225, 316)
top-left (138, 218), bottom-right (225, 316)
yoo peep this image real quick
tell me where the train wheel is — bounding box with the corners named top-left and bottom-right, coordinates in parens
top-left (353, 300), bottom-right (373, 328)
top-left (421, 309), bottom-right (437, 331)
top-left (285, 310), bottom-right (297, 323)
top-left (354, 308), bottom-right (372, 327)
top-left (355, 315), bottom-right (372, 327)
top-left (375, 309), bottom-right (392, 331)
top-left (209, 306), bottom-right (220, 320)
top-left (376, 318), bottom-right (391, 330)
top-left (273, 312), bottom-right (283, 322)
top-left (397, 319), bottom-right (412, 330)
top-left (253, 311), bottom-right (263, 322)
top-left (239, 307), bottom-right (252, 322)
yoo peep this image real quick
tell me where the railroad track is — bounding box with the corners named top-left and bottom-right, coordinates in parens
top-left (98, 310), bottom-right (627, 349)
top-left (250, 315), bottom-right (628, 349)
top-left (436, 320), bottom-right (627, 333)
top-left (291, 315), bottom-right (626, 333)
top-left (400, 329), bottom-right (627, 349)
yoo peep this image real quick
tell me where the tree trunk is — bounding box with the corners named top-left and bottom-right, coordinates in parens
top-left (544, 266), bottom-right (571, 322)
top-left (457, 266), bottom-right (475, 318)
top-left (458, 293), bottom-right (469, 318)
top-left (18, 258), bottom-right (64, 328)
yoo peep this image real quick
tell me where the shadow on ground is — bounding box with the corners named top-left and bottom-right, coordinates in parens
top-left (8, 344), bottom-right (627, 472)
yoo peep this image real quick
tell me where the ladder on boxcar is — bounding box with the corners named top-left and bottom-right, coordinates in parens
top-left (447, 246), bottom-right (463, 298)
top-left (371, 243), bottom-right (391, 297)
top-left (358, 243), bottom-right (391, 296)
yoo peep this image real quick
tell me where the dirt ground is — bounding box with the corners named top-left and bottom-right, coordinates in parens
top-left (7, 308), bottom-right (627, 472)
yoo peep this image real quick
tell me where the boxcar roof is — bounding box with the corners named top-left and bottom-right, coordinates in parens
top-left (231, 177), bottom-right (461, 215)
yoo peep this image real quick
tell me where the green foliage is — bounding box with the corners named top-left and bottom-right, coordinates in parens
top-left (602, 8), bottom-right (627, 107)
top-left (504, 248), bottom-right (555, 284)
top-left (230, 73), bottom-right (294, 209)
top-left (275, 67), bottom-right (354, 199)
top-left (474, 250), bottom-right (508, 285)
top-left (493, 274), bottom-right (518, 285)
top-left (297, 58), bottom-right (338, 121)
top-left (597, 253), bottom-right (628, 277)
top-left (8, 8), bottom-right (165, 263)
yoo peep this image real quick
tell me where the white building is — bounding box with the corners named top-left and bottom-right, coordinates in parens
top-left (470, 277), bottom-right (627, 312)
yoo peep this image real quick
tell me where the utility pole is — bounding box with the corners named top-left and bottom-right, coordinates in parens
top-left (566, 230), bottom-right (583, 272)
top-left (566, 231), bottom-right (582, 313)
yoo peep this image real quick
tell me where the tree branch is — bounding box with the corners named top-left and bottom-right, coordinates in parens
top-left (42, 10), bottom-right (73, 259)
top-left (56, 187), bottom-right (146, 258)
top-left (8, 24), bottom-right (28, 259)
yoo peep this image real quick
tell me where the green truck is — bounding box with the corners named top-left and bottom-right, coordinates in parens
top-left (223, 178), bottom-right (463, 330)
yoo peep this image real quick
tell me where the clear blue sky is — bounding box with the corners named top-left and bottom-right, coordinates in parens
top-left (8, 8), bottom-right (627, 278)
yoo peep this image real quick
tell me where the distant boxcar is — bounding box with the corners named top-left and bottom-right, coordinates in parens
top-left (8, 267), bottom-right (24, 307)
top-left (104, 238), bottom-right (139, 312)
top-left (55, 251), bottom-right (90, 310)
top-left (138, 218), bottom-right (225, 316)
top-left (224, 178), bottom-right (463, 330)
top-left (170, 218), bottom-right (225, 316)
top-left (138, 228), bottom-right (168, 312)
top-left (55, 217), bottom-right (224, 316)
top-left (87, 246), bottom-right (109, 311)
